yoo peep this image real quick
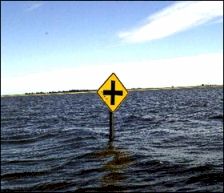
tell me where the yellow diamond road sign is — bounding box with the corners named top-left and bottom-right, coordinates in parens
top-left (97, 73), bottom-right (128, 112)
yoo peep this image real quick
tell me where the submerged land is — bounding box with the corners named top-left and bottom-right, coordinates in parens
top-left (1, 84), bottom-right (223, 98)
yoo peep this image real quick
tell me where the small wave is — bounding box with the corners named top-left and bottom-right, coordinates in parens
top-left (186, 171), bottom-right (223, 185)
top-left (75, 185), bottom-right (126, 192)
top-left (182, 164), bottom-right (213, 173)
top-left (1, 115), bottom-right (30, 122)
top-left (132, 159), bottom-right (203, 176)
top-left (190, 103), bottom-right (208, 108)
top-left (31, 181), bottom-right (72, 191)
top-left (1, 132), bottom-right (56, 144)
top-left (75, 184), bottom-right (154, 193)
top-left (133, 159), bottom-right (173, 172)
top-left (149, 130), bottom-right (171, 137)
top-left (141, 115), bottom-right (155, 121)
top-left (123, 114), bottom-right (163, 125)
top-left (1, 156), bottom-right (75, 180)
top-left (123, 115), bottom-right (139, 123)
top-left (209, 114), bottom-right (223, 120)
top-left (1, 181), bottom-right (73, 192)
top-left (1, 156), bottom-right (69, 164)
top-left (1, 170), bottom-right (49, 180)
top-left (77, 167), bottom-right (103, 176)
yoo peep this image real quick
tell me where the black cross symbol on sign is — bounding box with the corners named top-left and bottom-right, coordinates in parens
top-left (103, 80), bottom-right (123, 105)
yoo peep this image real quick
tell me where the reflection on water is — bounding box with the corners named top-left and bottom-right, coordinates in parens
top-left (91, 141), bottom-right (133, 189)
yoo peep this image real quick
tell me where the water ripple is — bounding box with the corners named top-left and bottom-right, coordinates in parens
top-left (1, 87), bottom-right (223, 192)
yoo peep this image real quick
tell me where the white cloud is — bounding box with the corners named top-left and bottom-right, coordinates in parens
top-left (2, 52), bottom-right (223, 95)
top-left (118, 1), bottom-right (223, 43)
top-left (26, 2), bottom-right (44, 12)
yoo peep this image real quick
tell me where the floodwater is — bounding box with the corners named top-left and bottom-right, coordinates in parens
top-left (1, 87), bottom-right (223, 192)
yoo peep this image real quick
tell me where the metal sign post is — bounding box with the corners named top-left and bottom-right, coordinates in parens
top-left (109, 111), bottom-right (114, 141)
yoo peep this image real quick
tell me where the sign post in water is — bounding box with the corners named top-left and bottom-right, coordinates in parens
top-left (97, 73), bottom-right (128, 141)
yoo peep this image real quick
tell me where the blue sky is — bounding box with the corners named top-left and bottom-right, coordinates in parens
top-left (2, 1), bottom-right (223, 94)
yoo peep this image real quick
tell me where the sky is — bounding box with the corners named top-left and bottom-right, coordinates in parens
top-left (1, 1), bottom-right (223, 95)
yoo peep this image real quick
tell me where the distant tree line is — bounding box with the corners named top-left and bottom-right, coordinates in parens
top-left (25, 92), bottom-right (45, 95)
top-left (25, 89), bottom-right (96, 95)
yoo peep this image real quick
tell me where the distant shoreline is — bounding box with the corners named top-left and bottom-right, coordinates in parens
top-left (1, 84), bottom-right (223, 97)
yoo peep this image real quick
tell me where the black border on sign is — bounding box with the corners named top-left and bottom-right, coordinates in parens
top-left (97, 72), bottom-right (128, 112)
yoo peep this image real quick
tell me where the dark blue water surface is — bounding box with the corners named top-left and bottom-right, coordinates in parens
top-left (1, 87), bottom-right (223, 192)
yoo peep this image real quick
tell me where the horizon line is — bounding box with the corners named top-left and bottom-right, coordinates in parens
top-left (1, 84), bottom-right (223, 97)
